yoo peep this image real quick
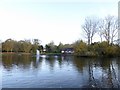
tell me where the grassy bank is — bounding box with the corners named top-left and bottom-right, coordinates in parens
top-left (1, 52), bottom-right (120, 58)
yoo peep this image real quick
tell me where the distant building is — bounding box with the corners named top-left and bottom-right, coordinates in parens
top-left (61, 48), bottom-right (74, 54)
top-left (42, 48), bottom-right (46, 53)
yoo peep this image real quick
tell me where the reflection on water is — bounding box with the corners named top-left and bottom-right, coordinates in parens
top-left (1, 54), bottom-right (120, 88)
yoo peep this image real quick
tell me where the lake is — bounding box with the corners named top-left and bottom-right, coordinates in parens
top-left (1, 54), bottom-right (120, 88)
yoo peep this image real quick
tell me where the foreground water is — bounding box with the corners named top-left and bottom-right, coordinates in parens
top-left (1, 54), bottom-right (120, 88)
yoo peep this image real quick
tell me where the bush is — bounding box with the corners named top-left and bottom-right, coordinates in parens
top-left (74, 40), bottom-right (88, 56)
top-left (74, 40), bottom-right (120, 57)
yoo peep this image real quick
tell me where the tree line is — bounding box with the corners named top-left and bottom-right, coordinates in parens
top-left (1, 39), bottom-right (73, 54)
top-left (2, 38), bottom-right (120, 57)
top-left (2, 39), bottom-right (41, 54)
top-left (73, 40), bottom-right (120, 57)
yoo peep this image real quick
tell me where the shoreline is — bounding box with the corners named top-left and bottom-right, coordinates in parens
top-left (1, 52), bottom-right (120, 58)
top-left (1, 52), bottom-right (32, 55)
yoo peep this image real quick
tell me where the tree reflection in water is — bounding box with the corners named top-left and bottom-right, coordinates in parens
top-left (100, 58), bottom-right (120, 88)
top-left (2, 54), bottom-right (43, 70)
top-left (2, 54), bottom-right (120, 88)
top-left (73, 57), bottom-right (120, 88)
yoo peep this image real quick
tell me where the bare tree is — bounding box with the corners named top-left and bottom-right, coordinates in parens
top-left (82, 17), bottom-right (99, 45)
top-left (99, 16), bottom-right (118, 44)
top-left (98, 20), bottom-right (104, 42)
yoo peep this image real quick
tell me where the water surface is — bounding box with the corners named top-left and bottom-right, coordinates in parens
top-left (1, 54), bottom-right (120, 88)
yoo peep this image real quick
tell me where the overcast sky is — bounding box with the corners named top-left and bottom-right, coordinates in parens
top-left (0, 0), bottom-right (119, 45)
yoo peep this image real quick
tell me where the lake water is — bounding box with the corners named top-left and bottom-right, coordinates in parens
top-left (1, 54), bottom-right (120, 88)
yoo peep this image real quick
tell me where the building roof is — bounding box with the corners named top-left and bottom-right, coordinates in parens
top-left (62, 48), bottom-right (74, 51)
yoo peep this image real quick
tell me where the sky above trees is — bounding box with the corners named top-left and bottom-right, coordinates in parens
top-left (0, 0), bottom-right (119, 45)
